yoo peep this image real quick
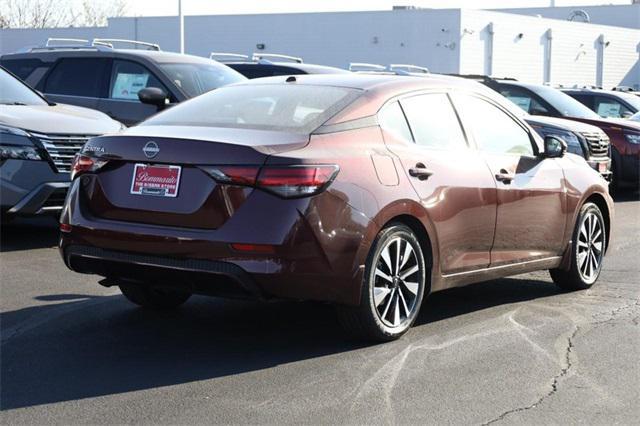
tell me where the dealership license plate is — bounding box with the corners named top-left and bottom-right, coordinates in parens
top-left (130, 164), bottom-right (181, 197)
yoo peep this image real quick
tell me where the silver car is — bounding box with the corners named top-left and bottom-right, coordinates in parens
top-left (1, 67), bottom-right (123, 219)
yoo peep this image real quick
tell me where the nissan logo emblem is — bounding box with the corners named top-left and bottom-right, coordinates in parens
top-left (143, 141), bottom-right (160, 159)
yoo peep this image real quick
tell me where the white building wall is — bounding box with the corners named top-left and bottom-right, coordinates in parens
top-left (0, 9), bottom-right (637, 88)
top-left (460, 10), bottom-right (640, 89)
top-left (495, 4), bottom-right (640, 30)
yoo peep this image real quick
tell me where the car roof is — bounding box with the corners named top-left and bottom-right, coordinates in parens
top-left (2, 48), bottom-right (218, 65)
top-left (228, 62), bottom-right (349, 74)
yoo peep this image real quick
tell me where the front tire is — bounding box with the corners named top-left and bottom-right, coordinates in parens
top-left (119, 283), bottom-right (191, 309)
top-left (337, 223), bottom-right (427, 341)
top-left (550, 202), bottom-right (606, 290)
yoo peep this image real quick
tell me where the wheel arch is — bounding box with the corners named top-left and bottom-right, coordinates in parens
top-left (584, 192), bottom-right (612, 254)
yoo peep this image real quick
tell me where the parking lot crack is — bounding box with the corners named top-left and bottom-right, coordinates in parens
top-left (481, 326), bottom-right (579, 425)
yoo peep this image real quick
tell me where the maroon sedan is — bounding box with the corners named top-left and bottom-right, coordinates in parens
top-left (60, 75), bottom-right (613, 341)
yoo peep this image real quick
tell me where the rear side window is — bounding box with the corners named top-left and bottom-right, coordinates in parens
top-left (378, 102), bottom-right (413, 143)
top-left (44, 58), bottom-right (109, 97)
top-left (143, 84), bottom-right (360, 133)
top-left (1, 59), bottom-right (42, 80)
top-left (400, 93), bottom-right (467, 150)
top-left (454, 94), bottom-right (534, 156)
top-left (109, 60), bottom-right (168, 101)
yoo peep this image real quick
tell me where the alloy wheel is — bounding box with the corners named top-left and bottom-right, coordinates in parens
top-left (372, 237), bottom-right (421, 328)
top-left (576, 211), bottom-right (604, 284)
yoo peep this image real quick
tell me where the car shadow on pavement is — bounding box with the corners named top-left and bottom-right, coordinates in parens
top-left (0, 277), bottom-right (561, 411)
top-left (0, 216), bottom-right (59, 252)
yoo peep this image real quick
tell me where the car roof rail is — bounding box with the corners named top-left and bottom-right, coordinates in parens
top-left (22, 38), bottom-right (112, 53)
top-left (612, 85), bottom-right (635, 92)
top-left (209, 52), bottom-right (249, 62)
top-left (251, 53), bottom-right (303, 64)
top-left (389, 64), bottom-right (430, 75)
top-left (92, 38), bottom-right (161, 51)
top-left (349, 62), bottom-right (386, 72)
top-left (46, 38), bottom-right (89, 47)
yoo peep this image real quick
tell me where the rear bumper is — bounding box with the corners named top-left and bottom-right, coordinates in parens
top-left (63, 245), bottom-right (265, 299)
top-left (59, 179), bottom-right (371, 306)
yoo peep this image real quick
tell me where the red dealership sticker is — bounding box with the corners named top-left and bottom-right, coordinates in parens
top-left (130, 164), bottom-right (181, 197)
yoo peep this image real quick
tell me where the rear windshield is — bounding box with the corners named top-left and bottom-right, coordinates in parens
top-left (142, 84), bottom-right (360, 133)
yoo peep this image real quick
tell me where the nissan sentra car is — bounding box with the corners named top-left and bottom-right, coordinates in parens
top-left (59, 74), bottom-right (613, 341)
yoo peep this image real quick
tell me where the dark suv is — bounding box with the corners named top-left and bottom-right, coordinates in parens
top-left (562, 88), bottom-right (640, 119)
top-left (462, 76), bottom-right (640, 189)
top-left (210, 53), bottom-right (349, 79)
top-left (1, 39), bottom-right (246, 126)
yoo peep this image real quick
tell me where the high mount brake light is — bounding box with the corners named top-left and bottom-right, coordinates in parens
top-left (70, 155), bottom-right (109, 180)
top-left (201, 164), bottom-right (339, 198)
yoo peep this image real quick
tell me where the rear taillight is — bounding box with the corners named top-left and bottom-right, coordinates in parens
top-left (257, 165), bottom-right (339, 198)
top-left (70, 155), bottom-right (109, 180)
top-left (201, 165), bottom-right (339, 198)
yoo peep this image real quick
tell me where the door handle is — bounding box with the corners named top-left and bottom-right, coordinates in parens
top-left (408, 163), bottom-right (434, 181)
top-left (495, 169), bottom-right (515, 184)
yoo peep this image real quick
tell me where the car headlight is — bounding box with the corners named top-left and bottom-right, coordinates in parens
top-left (0, 124), bottom-right (43, 161)
top-left (624, 132), bottom-right (640, 145)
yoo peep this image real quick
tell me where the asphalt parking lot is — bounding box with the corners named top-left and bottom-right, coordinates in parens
top-left (1, 191), bottom-right (638, 425)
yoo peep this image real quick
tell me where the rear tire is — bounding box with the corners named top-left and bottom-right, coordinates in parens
top-left (550, 202), bottom-right (606, 291)
top-left (337, 223), bottom-right (427, 341)
top-left (119, 283), bottom-right (191, 309)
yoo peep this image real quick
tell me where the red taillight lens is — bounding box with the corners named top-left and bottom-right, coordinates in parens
top-left (257, 165), bottom-right (339, 198)
top-left (59, 223), bottom-right (72, 233)
top-left (70, 154), bottom-right (108, 180)
top-left (201, 164), bottom-right (339, 198)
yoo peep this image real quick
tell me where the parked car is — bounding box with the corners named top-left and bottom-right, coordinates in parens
top-left (562, 88), bottom-right (640, 119)
top-left (363, 70), bottom-right (611, 180)
top-left (210, 52), bottom-right (349, 79)
top-left (0, 66), bottom-right (122, 219)
top-left (461, 76), bottom-right (639, 189)
top-left (0, 38), bottom-right (246, 126)
top-left (60, 74), bottom-right (613, 341)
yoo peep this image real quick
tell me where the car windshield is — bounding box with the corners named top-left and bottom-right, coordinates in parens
top-left (528, 85), bottom-right (601, 119)
top-left (142, 84), bottom-right (360, 133)
top-left (159, 62), bottom-right (246, 98)
top-left (0, 68), bottom-right (46, 106)
top-left (616, 92), bottom-right (640, 111)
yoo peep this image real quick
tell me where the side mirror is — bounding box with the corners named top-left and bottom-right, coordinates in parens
top-left (621, 111), bottom-right (634, 119)
top-left (138, 87), bottom-right (168, 110)
top-left (542, 135), bottom-right (567, 158)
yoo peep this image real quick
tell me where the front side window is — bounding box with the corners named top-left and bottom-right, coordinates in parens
top-left (44, 58), bottom-right (109, 98)
top-left (378, 101), bottom-right (413, 143)
top-left (399, 93), bottom-right (467, 150)
top-left (454, 94), bottom-right (534, 156)
top-left (142, 84), bottom-right (360, 133)
top-left (109, 60), bottom-right (168, 101)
